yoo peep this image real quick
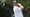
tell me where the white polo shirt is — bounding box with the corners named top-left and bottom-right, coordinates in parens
top-left (13, 6), bottom-right (23, 17)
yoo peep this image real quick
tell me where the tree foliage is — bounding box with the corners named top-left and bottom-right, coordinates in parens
top-left (2, 0), bottom-right (30, 17)
top-left (6, 0), bottom-right (13, 2)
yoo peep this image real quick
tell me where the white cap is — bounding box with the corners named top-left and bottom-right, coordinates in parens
top-left (13, 1), bottom-right (16, 2)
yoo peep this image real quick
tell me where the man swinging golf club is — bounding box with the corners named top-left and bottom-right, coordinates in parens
top-left (13, 1), bottom-right (24, 17)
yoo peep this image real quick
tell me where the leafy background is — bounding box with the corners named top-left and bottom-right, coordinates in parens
top-left (0, 0), bottom-right (30, 17)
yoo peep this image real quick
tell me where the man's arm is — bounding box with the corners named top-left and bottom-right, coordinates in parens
top-left (17, 3), bottom-right (24, 10)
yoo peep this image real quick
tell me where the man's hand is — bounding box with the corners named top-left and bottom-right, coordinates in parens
top-left (17, 3), bottom-right (24, 10)
top-left (17, 3), bottom-right (21, 6)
